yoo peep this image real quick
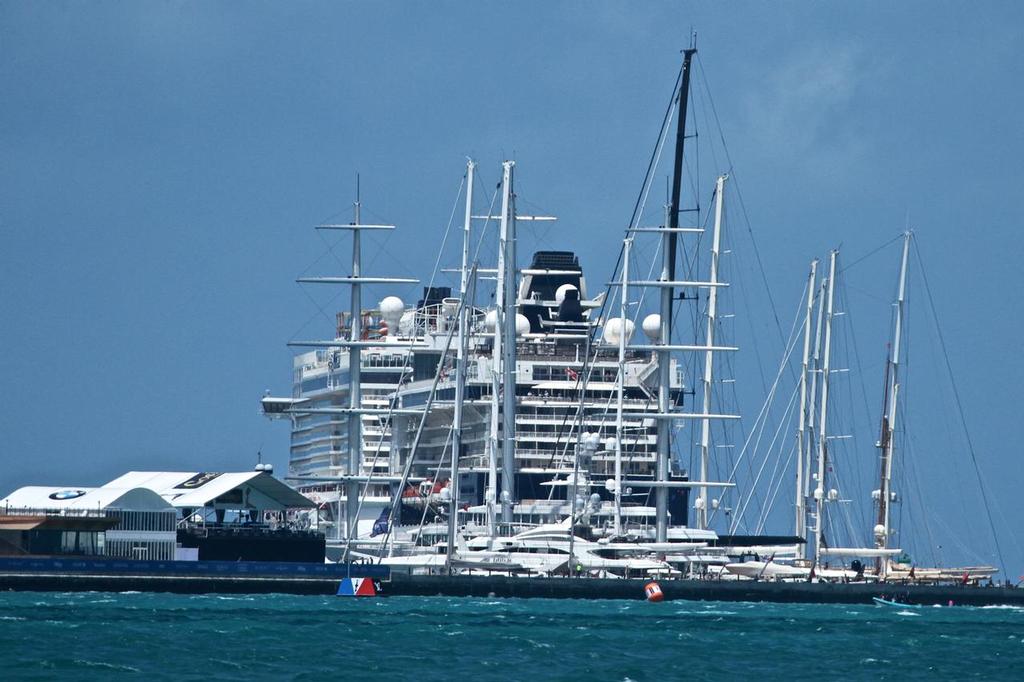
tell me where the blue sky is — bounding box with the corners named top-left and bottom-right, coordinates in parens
top-left (2, 2), bottom-right (1022, 573)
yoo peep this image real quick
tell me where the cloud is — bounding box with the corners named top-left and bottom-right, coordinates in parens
top-left (741, 42), bottom-right (877, 183)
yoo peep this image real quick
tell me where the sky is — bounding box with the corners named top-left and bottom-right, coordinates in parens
top-left (2, 2), bottom-right (1022, 573)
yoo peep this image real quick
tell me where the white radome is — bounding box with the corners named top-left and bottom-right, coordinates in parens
top-left (603, 317), bottom-right (635, 345)
top-left (379, 296), bottom-right (404, 336)
top-left (515, 313), bottom-right (531, 336)
top-left (483, 310), bottom-right (529, 335)
top-left (379, 296), bottom-right (404, 316)
top-left (555, 283), bottom-right (578, 305)
top-left (641, 314), bottom-right (661, 341)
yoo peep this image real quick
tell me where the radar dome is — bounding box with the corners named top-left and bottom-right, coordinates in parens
top-left (379, 296), bottom-right (404, 337)
top-left (380, 296), bottom-right (404, 316)
top-left (641, 314), bottom-right (661, 341)
top-left (603, 317), bottom-right (635, 345)
top-left (555, 283), bottom-right (578, 305)
top-left (484, 310), bottom-right (498, 333)
top-left (515, 313), bottom-right (530, 336)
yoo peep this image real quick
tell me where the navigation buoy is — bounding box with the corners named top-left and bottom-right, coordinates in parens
top-left (337, 577), bottom-right (378, 597)
top-left (644, 581), bottom-right (664, 602)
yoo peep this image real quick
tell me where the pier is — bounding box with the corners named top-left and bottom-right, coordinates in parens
top-left (2, 557), bottom-right (1022, 606)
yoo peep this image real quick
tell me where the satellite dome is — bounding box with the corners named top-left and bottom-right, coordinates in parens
top-left (641, 314), bottom-right (661, 341)
top-left (379, 296), bottom-right (404, 337)
top-left (379, 296), bottom-right (404, 316)
top-left (603, 317), bottom-right (635, 345)
top-left (555, 283), bottom-right (578, 305)
top-left (515, 313), bottom-right (530, 336)
top-left (484, 310), bottom-right (498, 333)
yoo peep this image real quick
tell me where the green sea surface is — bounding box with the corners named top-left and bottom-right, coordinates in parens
top-left (1, 591), bottom-right (1022, 680)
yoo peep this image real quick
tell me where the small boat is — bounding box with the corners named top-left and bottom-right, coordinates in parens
top-left (873, 596), bottom-right (920, 608)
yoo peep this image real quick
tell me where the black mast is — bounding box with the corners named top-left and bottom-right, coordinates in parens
top-left (667, 47), bottom-right (696, 333)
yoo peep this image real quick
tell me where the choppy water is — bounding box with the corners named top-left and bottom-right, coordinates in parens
top-left (1, 592), bottom-right (1023, 680)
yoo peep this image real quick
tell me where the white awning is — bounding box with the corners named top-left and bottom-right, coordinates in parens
top-left (0, 486), bottom-right (173, 512)
top-left (105, 471), bottom-right (315, 510)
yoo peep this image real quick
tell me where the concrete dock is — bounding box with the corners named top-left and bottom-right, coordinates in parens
top-left (2, 557), bottom-right (1021, 606)
top-left (389, 573), bottom-right (1024, 606)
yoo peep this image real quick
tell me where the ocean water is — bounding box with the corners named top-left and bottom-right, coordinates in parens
top-left (1, 592), bottom-right (1022, 680)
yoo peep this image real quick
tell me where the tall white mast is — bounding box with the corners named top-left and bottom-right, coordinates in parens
top-left (795, 259), bottom-right (819, 557)
top-left (813, 250), bottom-right (838, 566)
top-left (291, 190), bottom-right (418, 552)
top-left (614, 237), bottom-right (632, 537)
top-left (347, 188), bottom-right (363, 544)
top-left (496, 160), bottom-right (517, 525)
top-left (655, 199), bottom-right (673, 542)
top-left (876, 231), bottom-right (911, 564)
top-left (696, 175), bottom-right (727, 530)
top-left (804, 276), bottom-right (827, 548)
top-left (447, 159), bottom-right (475, 569)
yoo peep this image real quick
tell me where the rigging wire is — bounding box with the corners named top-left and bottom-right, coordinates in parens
top-left (340, 174), bottom-right (469, 556)
top-left (696, 54), bottom-right (787, 349)
top-left (912, 237), bottom-right (1008, 577)
top-left (721, 284), bottom-right (807, 532)
top-left (541, 58), bottom-right (683, 474)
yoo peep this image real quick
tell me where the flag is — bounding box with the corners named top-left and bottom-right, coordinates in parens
top-left (370, 509), bottom-right (390, 537)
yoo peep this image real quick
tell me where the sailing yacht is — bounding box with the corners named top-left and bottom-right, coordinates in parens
top-left (733, 233), bottom-right (999, 584)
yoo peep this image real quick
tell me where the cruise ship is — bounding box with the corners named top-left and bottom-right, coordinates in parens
top-left (265, 248), bottom-right (695, 556)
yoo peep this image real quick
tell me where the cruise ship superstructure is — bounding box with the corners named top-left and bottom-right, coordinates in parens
top-left (266, 247), bottom-right (694, 548)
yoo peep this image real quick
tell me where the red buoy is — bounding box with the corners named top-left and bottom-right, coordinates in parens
top-left (644, 581), bottom-right (664, 602)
